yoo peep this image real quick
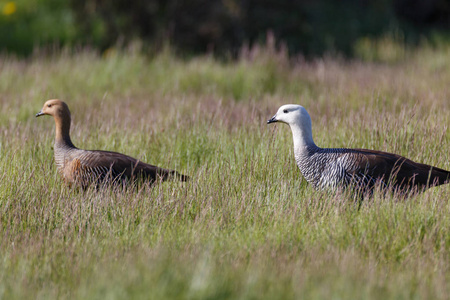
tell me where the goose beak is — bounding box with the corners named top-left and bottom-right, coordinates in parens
top-left (267, 115), bottom-right (278, 124)
top-left (36, 110), bottom-right (44, 117)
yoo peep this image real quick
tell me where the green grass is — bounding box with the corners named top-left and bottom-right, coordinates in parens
top-left (0, 45), bottom-right (449, 299)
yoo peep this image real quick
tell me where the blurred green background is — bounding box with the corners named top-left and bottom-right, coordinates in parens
top-left (0, 0), bottom-right (449, 58)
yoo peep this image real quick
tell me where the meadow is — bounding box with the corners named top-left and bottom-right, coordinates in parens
top-left (0, 45), bottom-right (449, 299)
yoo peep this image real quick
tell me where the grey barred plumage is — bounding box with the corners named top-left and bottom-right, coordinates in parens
top-left (37, 99), bottom-right (188, 188)
top-left (294, 146), bottom-right (388, 191)
top-left (268, 104), bottom-right (450, 194)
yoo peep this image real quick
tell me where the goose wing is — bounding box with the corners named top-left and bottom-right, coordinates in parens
top-left (69, 150), bottom-right (187, 184)
top-left (343, 149), bottom-right (449, 190)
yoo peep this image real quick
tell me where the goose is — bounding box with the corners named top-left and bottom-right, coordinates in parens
top-left (268, 104), bottom-right (449, 193)
top-left (36, 99), bottom-right (188, 188)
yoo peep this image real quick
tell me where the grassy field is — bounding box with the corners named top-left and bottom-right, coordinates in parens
top-left (0, 45), bottom-right (449, 299)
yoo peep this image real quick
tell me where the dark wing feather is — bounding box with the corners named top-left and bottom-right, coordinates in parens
top-left (350, 149), bottom-right (450, 190)
top-left (76, 149), bottom-right (188, 183)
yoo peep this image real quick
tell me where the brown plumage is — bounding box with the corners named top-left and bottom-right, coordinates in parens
top-left (334, 148), bottom-right (450, 192)
top-left (268, 104), bottom-right (450, 193)
top-left (36, 99), bottom-right (188, 188)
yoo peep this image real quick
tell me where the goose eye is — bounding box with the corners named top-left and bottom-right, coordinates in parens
top-left (283, 109), bottom-right (288, 114)
top-left (47, 104), bottom-right (52, 107)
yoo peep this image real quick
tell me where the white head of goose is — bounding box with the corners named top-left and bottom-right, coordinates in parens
top-left (268, 104), bottom-right (450, 194)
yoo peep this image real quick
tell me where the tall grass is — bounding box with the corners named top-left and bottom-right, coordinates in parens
top-left (0, 45), bottom-right (449, 299)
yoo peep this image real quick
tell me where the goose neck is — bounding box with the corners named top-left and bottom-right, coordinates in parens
top-left (54, 114), bottom-right (75, 149)
top-left (290, 123), bottom-right (317, 151)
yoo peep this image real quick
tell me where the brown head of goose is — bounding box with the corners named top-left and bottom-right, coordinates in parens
top-left (268, 104), bottom-right (449, 194)
top-left (36, 99), bottom-right (188, 188)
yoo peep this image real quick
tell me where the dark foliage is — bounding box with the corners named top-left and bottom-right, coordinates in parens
top-left (70, 0), bottom-right (450, 57)
top-left (1, 0), bottom-right (448, 56)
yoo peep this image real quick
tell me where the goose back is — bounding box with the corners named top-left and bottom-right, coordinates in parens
top-left (295, 146), bottom-right (449, 192)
